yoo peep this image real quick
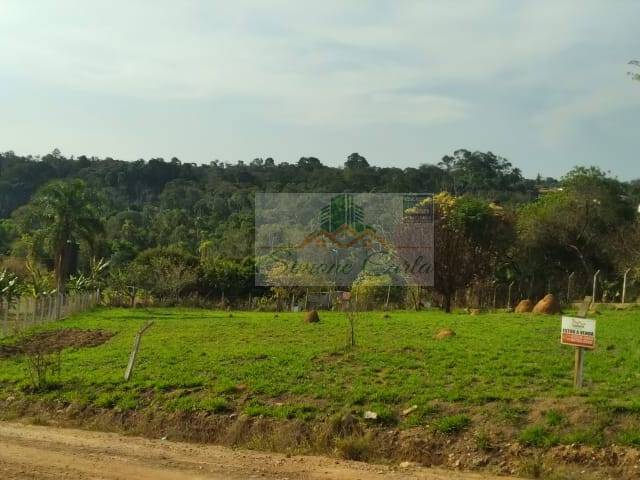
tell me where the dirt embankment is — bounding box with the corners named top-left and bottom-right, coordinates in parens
top-left (2, 397), bottom-right (640, 480)
top-left (0, 421), bottom-right (515, 480)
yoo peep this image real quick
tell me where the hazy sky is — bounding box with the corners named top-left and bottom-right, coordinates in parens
top-left (1, 1), bottom-right (639, 179)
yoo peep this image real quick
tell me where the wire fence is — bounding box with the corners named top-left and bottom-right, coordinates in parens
top-left (280, 275), bottom-right (639, 312)
top-left (100, 271), bottom-right (638, 312)
top-left (0, 291), bottom-right (100, 338)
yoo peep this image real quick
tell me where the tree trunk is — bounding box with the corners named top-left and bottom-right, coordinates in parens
top-left (443, 293), bottom-right (452, 313)
top-left (55, 251), bottom-right (65, 294)
top-left (412, 287), bottom-right (421, 310)
top-left (55, 243), bottom-right (78, 295)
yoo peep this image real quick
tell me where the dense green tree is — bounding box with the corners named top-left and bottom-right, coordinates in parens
top-left (518, 167), bottom-right (634, 278)
top-left (438, 149), bottom-right (532, 198)
top-left (15, 179), bottom-right (103, 293)
top-left (200, 256), bottom-right (255, 302)
top-left (431, 193), bottom-right (514, 312)
top-left (0, 220), bottom-right (15, 255)
top-left (129, 247), bottom-right (198, 303)
top-left (344, 152), bottom-right (370, 169)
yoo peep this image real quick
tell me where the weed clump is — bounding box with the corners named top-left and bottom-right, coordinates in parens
top-left (618, 429), bottom-right (640, 447)
top-left (336, 435), bottom-right (371, 461)
top-left (474, 430), bottom-right (493, 451)
top-left (545, 409), bottom-right (565, 427)
top-left (518, 454), bottom-right (546, 478)
top-left (519, 425), bottom-right (559, 448)
top-left (433, 414), bottom-right (470, 434)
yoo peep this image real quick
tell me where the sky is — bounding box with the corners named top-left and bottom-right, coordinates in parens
top-left (0, 0), bottom-right (639, 180)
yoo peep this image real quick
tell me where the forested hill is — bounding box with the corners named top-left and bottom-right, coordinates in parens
top-left (0, 148), bottom-right (547, 258)
top-left (1, 148), bottom-right (639, 307)
top-left (1, 149), bottom-right (543, 219)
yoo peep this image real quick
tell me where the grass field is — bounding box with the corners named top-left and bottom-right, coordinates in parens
top-left (1, 307), bottom-right (640, 476)
top-left (1, 308), bottom-right (639, 419)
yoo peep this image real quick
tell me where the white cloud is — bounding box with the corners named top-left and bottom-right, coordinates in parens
top-left (1, 2), bottom-right (611, 106)
top-left (0, 0), bottom-right (638, 176)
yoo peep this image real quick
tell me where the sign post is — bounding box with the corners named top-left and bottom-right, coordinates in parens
top-left (574, 347), bottom-right (585, 388)
top-left (561, 315), bottom-right (596, 388)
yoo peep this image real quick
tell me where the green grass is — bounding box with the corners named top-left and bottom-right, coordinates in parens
top-left (545, 409), bottom-right (566, 427)
top-left (561, 428), bottom-right (604, 447)
top-left (433, 414), bottom-right (471, 434)
top-left (618, 429), bottom-right (640, 447)
top-left (519, 425), bottom-right (559, 447)
top-left (1, 307), bottom-right (640, 432)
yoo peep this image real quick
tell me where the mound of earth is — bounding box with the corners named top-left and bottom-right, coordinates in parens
top-left (533, 294), bottom-right (561, 314)
top-left (434, 328), bottom-right (455, 339)
top-left (514, 299), bottom-right (533, 313)
top-left (0, 328), bottom-right (115, 359)
top-left (304, 310), bottom-right (320, 323)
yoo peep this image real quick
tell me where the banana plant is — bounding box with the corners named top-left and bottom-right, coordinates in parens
top-left (23, 259), bottom-right (55, 297)
top-left (0, 269), bottom-right (22, 305)
top-left (87, 257), bottom-right (110, 289)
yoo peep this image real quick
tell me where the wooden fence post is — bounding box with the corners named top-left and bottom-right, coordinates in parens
top-left (16, 298), bottom-right (22, 332)
top-left (124, 321), bottom-right (155, 381)
top-left (2, 299), bottom-right (8, 337)
top-left (385, 285), bottom-right (391, 310)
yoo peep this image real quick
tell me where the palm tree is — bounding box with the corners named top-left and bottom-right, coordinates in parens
top-left (33, 179), bottom-right (103, 293)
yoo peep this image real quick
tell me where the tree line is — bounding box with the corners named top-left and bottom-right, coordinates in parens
top-left (0, 149), bottom-right (639, 310)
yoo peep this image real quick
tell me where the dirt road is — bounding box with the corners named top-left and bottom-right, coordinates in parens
top-left (0, 421), bottom-right (517, 480)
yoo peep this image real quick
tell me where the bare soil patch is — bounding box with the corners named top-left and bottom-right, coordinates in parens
top-left (0, 329), bottom-right (115, 359)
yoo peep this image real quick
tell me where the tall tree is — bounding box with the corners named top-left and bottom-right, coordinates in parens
top-left (431, 193), bottom-right (513, 312)
top-left (28, 179), bottom-right (103, 293)
top-left (517, 167), bottom-right (635, 286)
